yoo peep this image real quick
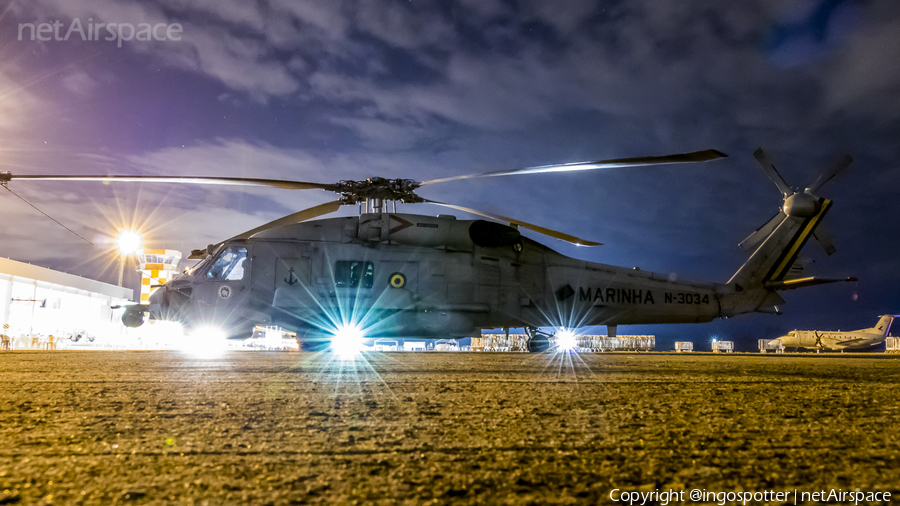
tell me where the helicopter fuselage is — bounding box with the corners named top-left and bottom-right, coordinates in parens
top-left (8, 148), bottom-right (849, 343)
top-left (146, 212), bottom-right (751, 340)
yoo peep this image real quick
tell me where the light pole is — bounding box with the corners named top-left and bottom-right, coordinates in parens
top-left (116, 229), bottom-right (143, 288)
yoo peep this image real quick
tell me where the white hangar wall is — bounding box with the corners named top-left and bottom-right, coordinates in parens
top-left (0, 257), bottom-right (133, 339)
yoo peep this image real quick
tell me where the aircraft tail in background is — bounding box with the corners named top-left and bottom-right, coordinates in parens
top-left (867, 315), bottom-right (896, 337)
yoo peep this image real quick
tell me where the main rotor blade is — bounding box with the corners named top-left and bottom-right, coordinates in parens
top-left (421, 149), bottom-right (727, 186)
top-left (808, 154), bottom-right (852, 193)
top-left (753, 148), bottom-right (792, 196)
top-left (228, 200), bottom-right (344, 241)
top-left (423, 198), bottom-right (601, 246)
top-left (190, 200), bottom-right (344, 259)
top-left (1, 174), bottom-right (338, 191)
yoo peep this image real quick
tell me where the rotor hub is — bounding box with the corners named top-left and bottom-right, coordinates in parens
top-left (336, 178), bottom-right (422, 205)
top-left (783, 192), bottom-right (819, 217)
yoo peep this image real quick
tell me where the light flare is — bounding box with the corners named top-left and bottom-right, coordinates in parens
top-left (179, 325), bottom-right (230, 359)
top-left (331, 323), bottom-right (365, 358)
top-left (116, 229), bottom-right (143, 255)
top-left (556, 328), bottom-right (578, 352)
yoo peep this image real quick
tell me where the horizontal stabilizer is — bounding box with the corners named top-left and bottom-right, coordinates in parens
top-left (764, 276), bottom-right (857, 290)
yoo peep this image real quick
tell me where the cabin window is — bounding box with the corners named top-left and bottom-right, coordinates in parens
top-left (334, 261), bottom-right (374, 289)
top-left (206, 246), bottom-right (248, 281)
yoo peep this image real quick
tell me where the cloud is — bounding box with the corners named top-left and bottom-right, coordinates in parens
top-left (160, 0), bottom-right (268, 32)
top-left (818, 3), bottom-right (900, 118)
top-left (125, 138), bottom-right (332, 181)
top-left (354, 0), bottom-right (454, 50)
top-left (18, 0), bottom-right (301, 99)
top-left (160, 22), bottom-right (300, 100)
top-left (521, 0), bottom-right (599, 36)
top-left (60, 69), bottom-right (98, 95)
top-left (327, 116), bottom-right (448, 150)
top-left (268, 0), bottom-right (350, 41)
top-left (0, 71), bottom-right (47, 131)
top-left (11, 0), bottom-right (899, 138)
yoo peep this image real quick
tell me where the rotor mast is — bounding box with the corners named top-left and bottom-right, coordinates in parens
top-left (337, 177), bottom-right (421, 215)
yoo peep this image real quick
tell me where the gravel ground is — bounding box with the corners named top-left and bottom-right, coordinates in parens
top-left (1, 350), bottom-right (898, 505)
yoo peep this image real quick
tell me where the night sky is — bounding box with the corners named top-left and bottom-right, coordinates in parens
top-left (1, 0), bottom-right (898, 347)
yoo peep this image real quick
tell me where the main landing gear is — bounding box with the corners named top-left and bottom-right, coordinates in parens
top-left (526, 327), bottom-right (552, 353)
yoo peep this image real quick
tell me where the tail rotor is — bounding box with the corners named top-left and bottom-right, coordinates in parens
top-left (808, 154), bottom-right (853, 194)
top-left (726, 148), bottom-right (857, 295)
top-left (747, 148), bottom-right (852, 257)
top-left (753, 148), bottom-right (792, 197)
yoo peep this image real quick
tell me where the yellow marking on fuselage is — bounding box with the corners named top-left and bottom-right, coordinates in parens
top-left (770, 199), bottom-right (831, 281)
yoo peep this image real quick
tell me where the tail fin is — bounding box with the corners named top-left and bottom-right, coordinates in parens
top-left (728, 149), bottom-right (855, 293)
top-left (868, 315), bottom-right (895, 336)
top-left (727, 198), bottom-right (832, 291)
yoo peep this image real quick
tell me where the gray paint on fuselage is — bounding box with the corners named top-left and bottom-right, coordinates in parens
top-left (153, 214), bottom-right (786, 337)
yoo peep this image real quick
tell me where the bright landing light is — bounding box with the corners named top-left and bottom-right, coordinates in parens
top-left (180, 325), bottom-right (230, 359)
top-left (556, 329), bottom-right (578, 352)
top-left (331, 324), bottom-right (365, 358)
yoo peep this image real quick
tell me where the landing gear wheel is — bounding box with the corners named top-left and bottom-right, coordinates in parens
top-left (525, 327), bottom-right (551, 353)
top-left (528, 335), bottom-right (549, 353)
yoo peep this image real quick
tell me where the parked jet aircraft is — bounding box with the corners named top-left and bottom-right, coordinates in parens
top-left (770, 315), bottom-right (897, 351)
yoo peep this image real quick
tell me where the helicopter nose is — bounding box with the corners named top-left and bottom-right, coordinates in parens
top-left (148, 285), bottom-right (166, 319)
top-left (149, 280), bottom-right (192, 322)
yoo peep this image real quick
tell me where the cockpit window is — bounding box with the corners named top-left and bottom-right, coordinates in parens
top-left (206, 246), bottom-right (248, 281)
top-left (334, 261), bottom-right (374, 289)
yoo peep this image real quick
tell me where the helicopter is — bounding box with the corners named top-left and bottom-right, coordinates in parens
top-left (0, 148), bottom-right (855, 351)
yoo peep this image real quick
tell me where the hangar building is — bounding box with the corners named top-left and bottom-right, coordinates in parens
top-left (0, 257), bottom-right (132, 343)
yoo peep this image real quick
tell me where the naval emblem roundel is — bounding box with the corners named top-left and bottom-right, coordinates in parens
top-left (217, 285), bottom-right (233, 299)
top-left (389, 272), bottom-right (406, 289)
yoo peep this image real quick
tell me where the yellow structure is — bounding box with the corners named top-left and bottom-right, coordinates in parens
top-left (135, 249), bottom-right (182, 303)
